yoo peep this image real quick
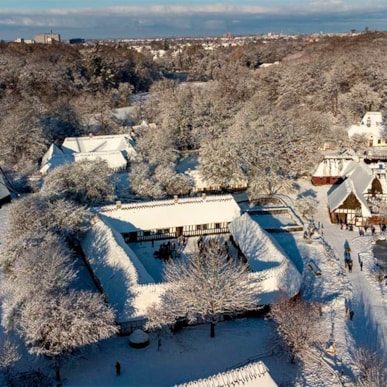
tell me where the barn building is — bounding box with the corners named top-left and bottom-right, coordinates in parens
top-left (81, 194), bottom-right (302, 331)
top-left (327, 161), bottom-right (387, 225)
top-left (311, 152), bottom-right (356, 185)
top-left (40, 134), bottom-right (136, 174)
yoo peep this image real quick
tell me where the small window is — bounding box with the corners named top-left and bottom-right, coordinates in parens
top-left (378, 139), bottom-right (382, 144)
top-left (367, 117), bottom-right (371, 127)
top-left (196, 225), bottom-right (202, 231)
top-left (215, 223), bottom-right (221, 229)
top-left (143, 231), bottom-right (151, 237)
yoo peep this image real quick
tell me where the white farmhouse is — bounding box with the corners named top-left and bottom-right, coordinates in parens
top-left (40, 133), bottom-right (136, 174)
top-left (81, 195), bottom-right (302, 331)
top-left (347, 112), bottom-right (385, 147)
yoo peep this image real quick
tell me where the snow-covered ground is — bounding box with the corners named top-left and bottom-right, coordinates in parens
top-left (0, 179), bottom-right (386, 386)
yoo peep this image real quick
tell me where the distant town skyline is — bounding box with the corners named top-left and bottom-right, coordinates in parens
top-left (1, 1), bottom-right (386, 41)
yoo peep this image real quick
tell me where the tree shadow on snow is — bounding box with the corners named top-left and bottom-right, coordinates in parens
top-left (296, 188), bottom-right (317, 200)
top-left (346, 292), bottom-right (384, 362)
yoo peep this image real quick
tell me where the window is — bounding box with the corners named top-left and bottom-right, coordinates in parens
top-left (367, 117), bottom-right (371, 127)
top-left (378, 139), bottom-right (382, 144)
top-left (215, 223), bottom-right (221, 229)
top-left (196, 225), bottom-right (202, 231)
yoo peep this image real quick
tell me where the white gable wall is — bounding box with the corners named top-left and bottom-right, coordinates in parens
top-left (348, 112), bottom-right (385, 146)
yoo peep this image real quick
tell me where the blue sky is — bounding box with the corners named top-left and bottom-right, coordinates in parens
top-left (0, 1), bottom-right (386, 40)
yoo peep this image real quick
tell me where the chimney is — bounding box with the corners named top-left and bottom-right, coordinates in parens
top-left (116, 201), bottom-right (122, 209)
top-left (173, 195), bottom-right (178, 204)
top-left (202, 193), bottom-right (206, 201)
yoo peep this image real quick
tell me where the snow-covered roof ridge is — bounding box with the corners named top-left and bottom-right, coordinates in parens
top-left (98, 194), bottom-right (241, 232)
top-left (41, 143), bottom-right (63, 165)
top-left (328, 161), bottom-right (375, 218)
top-left (40, 133), bottom-right (136, 174)
top-left (0, 174), bottom-right (11, 202)
top-left (313, 158), bottom-right (349, 178)
top-left (99, 194), bottom-right (237, 212)
top-left (81, 217), bottom-right (155, 323)
top-left (177, 360), bottom-right (277, 387)
top-left (229, 213), bottom-right (302, 303)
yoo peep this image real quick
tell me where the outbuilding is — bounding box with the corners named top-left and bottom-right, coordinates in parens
top-left (327, 161), bottom-right (386, 225)
top-left (0, 174), bottom-right (11, 206)
top-left (98, 194), bottom-right (241, 243)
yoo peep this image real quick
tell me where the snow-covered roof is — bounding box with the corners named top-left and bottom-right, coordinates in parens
top-left (229, 213), bottom-right (302, 304)
top-left (177, 360), bottom-right (277, 387)
top-left (73, 151), bottom-right (127, 170)
top-left (0, 174), bottom-right (11, 202)
top-left (99, 195), bottom-right (241, 232)
top-left (328, 161), bottom-right (375, 217)
top-left (41, 143), bottom-right (64, 166)
top-left (81, 217), bottom-right (155, 323)
top-left (111, 106), bottom-right (136, 123)
top-left (62, 134), bottom-right (135, 157)
top-left (40, 133), bottom-right (135, 174)
top-left (348, 111), bottom-right (385, 138)
top-left (312, 158), bottom-right (354, 178)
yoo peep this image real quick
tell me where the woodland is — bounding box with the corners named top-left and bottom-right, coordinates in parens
top-left (0, 32), bottom-right (386, 198)
top-left (0, 32), bottom-right (386, 384)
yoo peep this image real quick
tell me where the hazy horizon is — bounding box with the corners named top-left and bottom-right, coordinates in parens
top-left (1, 1), bottom-right (386, 41)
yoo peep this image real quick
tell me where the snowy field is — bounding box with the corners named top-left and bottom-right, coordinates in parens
top-left (1, 180), bottom-right (387, 386)
top-left (61, 318), bottom-right (300, 386)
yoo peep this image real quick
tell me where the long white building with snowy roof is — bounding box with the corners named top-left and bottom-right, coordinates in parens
top-left (40, 133), bottom-right (136, 174)
top-left (99, 194), bottom-right (241, 242)
top-left (81, 194), bottom-right (302, 331)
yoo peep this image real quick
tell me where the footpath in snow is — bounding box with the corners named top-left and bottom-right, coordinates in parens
top-left (297, 180), bottom-right (387, 382)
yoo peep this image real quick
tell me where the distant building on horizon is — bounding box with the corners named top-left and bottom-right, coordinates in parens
top-left (34, 32), bottom-right (61, 44)
top-left (69, 38), bottom-right (85, 44)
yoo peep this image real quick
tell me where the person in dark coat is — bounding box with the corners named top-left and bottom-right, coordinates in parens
top-left (349, 310), bottom-right (354, 320)
top-left (115, 361), bottom-right (121, 375)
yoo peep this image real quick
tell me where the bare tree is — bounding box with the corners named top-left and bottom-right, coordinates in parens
top-left (248, 169), bottom-right (296, 198)
top-left (5, 194), bottom-right (90, 245)
top-left (146, 239), bottom-right (259, 338)
top-left (0, 233), bottom-right (76, 332)
top-left (42, 160), bottom-right (116, 205)
top-left (355, 346), bottom-right (387, 387)
top-left (0, 338), bottom-right (21, 386)
top-left (295, 196), bottom-right (318, 221)
top-left (370, 200), bottom-right (387, 225)
top-left (0, 101), bottom-right (47, 170)
top-left (198, 136), bottom-right (245, 189)
top-left (269, 296), bottom-right (325, 363)
top-left (19, 290), bottom-right (117, 382)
